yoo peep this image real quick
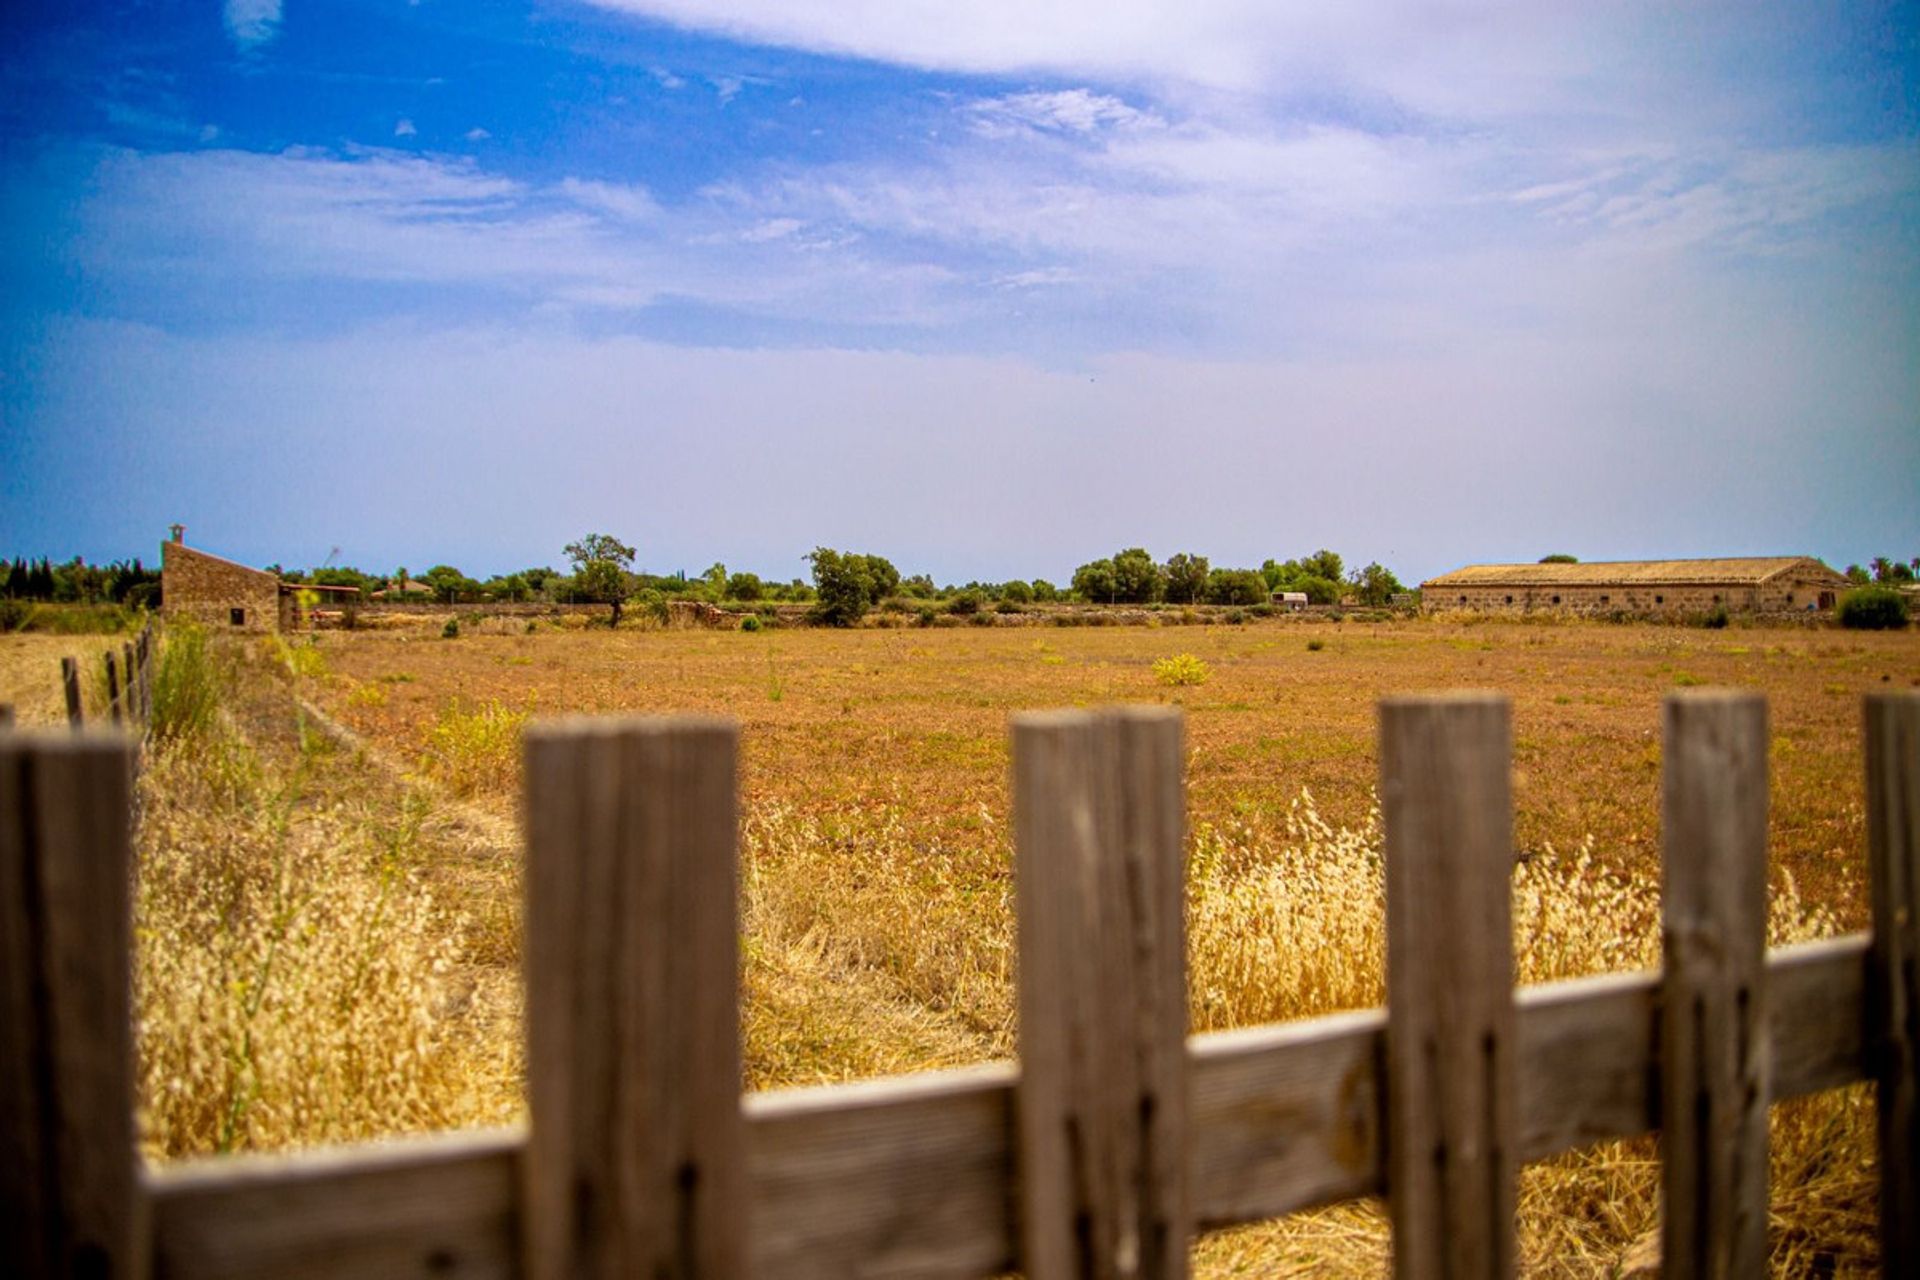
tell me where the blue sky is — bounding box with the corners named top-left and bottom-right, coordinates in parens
top-left (2, 1), bottom-right (1916, 585)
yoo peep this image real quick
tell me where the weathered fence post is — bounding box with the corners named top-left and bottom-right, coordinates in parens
top-left (0, 703), bottom-right (13, 730)
top-left (1012, 706), bottom-right (1191, 1280)
top-left (121, 644), bottom-right (137, 724)
top-left (1867, 692), bottom-right (1920, 1275)
top-left (136, 629), bottom-right (154, 727)
top-left (1, 730), bottom-right (146, 1278)
top-left (104, 650), bottom-right (122, 726)
top-left (61, 656), bottom-right (83, 729)
top-left (1381, 694), bottom-right (1518, 1280)
top-left (1661, 691), bottom-right (1770, 1279)
top-left (522, 716), bottom-right (748, 1280)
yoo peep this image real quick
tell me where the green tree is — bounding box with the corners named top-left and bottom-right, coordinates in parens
top-left (806, 547), bottom-right (894, 626)
top-left (1031, 578), bottom-right (1059, 602)
top-left (1205, 567), bottom-right (1267, 606)
top-left (565, 533), bottom-right (637, 625)
top-left (1163, 553), bottom-right (1209, 605)
top-left (1300, 549), bottom-right (1343, 584)
top-left (1837, 586), bottom-right (1910, 630)
top-left (1539, 553), bottom-right (1579, 564)
top-left (422, 565), bottom-right (481, 604)
top-left (1072, 558), bottom-right (1118, 603)
top-left (1349, 562), bottom-right (1405, 606)
top-left (1112, 547), bottom-right (1164, 604)
top-left (724, 572), bottom-right (764, 601)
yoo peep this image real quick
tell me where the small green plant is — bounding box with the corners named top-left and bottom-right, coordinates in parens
top-left (1152, 653), bottom-right (1211, 686)
top-left (740, 615), bottom-right (762, 633)
top-left (1700, 605), bottom-right (1730, 629)
top-left (1837, 586), bottom-right (1910, 630)
top-left (441, 617), bottom-right (460, 639)
top-left (1306, 638), bottom-right (1325, 652)
top-left (150, 623), bottom-right (221, 744)
top-left (421, 698), bottom-right (529, 795)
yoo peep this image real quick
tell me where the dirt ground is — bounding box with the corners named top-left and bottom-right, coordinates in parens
top-left (305, 614), bottom-right (1920, 926)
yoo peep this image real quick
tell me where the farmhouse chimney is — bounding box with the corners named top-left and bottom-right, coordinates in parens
top-left (169, 523), bottom-right (185, 544)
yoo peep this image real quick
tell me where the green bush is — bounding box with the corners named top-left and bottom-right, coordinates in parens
top-left (1152, 653), bottom-right (1211, 686)
top-left (740, 615), bottom-right (762, 633)
top-left (0, 598), bottom-right (27, 632)
top-left (441, 617), bottom-right (460, 639)
top-left (1837, 586), bottom-right (1910, 630)
top-left (150, 624), bottom-right (221, 745)
top-left (948, 590), bottom-right (983, 616)
top-left (1700, 605), bottom-right (1730, 629)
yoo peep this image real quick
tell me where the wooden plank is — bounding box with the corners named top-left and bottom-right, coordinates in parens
top-left (62, 655), bottom-right (83, 728)
top-left (522, 716), bottom-right (748, 1280)
top-left (746, 1064), bottom-right (1017, 1279)
top-left (0, 730), bottom-right (145, 1279)
top-left (1012, 707), bottom-right (1190, 1279)
top-left (1866, 692), bottom-right (1920, 1276)
top-left (150, 1129), bottom-right (521, 1280)
top-left (105, 649), bottom-right (122, 726)
top-left (137, 630), bottom-right (154, 725)
top-left (1381, 694), bottom-right (1517, 1280)
top-left (1660, 691), bottom-right (1770, 1279)
top-left (141, 938), bottom-right (1871, 1280)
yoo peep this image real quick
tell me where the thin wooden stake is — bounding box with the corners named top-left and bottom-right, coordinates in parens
top-left (1661, 691), bottom-right (1770, 1280)
top-left (1381, 693), bottom-right (1517, 1280)
top-left (121, 645), bottom-right (137, 723)
top-left (0, 703), bottom-right (13, 730)
top-left (104, 650), bottom-right (122, 726)
top-left (0, 730), bottom-right (146, 1278)
top-left (62, 656), bottom-right (83, 729)
top-left (1867, 692), bottom-right (1920, 1275)
top-left (522, 716), bottom-right (747, 1280)
top-left (1012, 706), bottom-right (1190, 1280)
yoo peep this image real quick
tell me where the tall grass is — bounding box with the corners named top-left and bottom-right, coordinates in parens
top-left (149, 622), bottom-right (222, 744)
top-left (420, 697), bottom-right (531, 796)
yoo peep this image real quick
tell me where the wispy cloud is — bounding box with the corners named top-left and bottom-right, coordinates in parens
top-left (222, 0), bottom-right (283, 53)
top-left (968, 89), bottom-right (1158, 138)
top-left (394, 118), bottom-right (418, 138)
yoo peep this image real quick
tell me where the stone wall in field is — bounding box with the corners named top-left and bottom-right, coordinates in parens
top-left (161, 541), bottom-right (280, 632)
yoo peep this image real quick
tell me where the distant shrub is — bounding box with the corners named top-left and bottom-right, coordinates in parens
top-left (1225, 608), bottom-right (1246, 625)
top-left (968, 611), bottom-right (994, 627)
top-left (994, 600), bottom-right (1024, 615)
top-left (1152, 653), bottom-right (1211, 686)
top-left (0, 598), bottom-right (27, 632)
top-left (917, 606), bottom-right (937, 627)
top-left (740, 615), bottom-right (762, 633)
top-left (1837, 586), bottom-right (1909, 630)
top-left (1249, 603), bottom-right (1275, 618)
top-left (948, 590), bottom-right (983, 616)
top-left (441, 617), bottom-right (460, 639)
top-left (1699, 605), bottom-right (1730, 630)
top-left (1001, 580), bottom-right (1033, 604)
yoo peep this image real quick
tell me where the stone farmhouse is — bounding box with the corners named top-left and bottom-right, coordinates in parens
top-left (1421, 557), bottom-right (1850, 617)
top-left (160, 526), bottom-right (360, 631)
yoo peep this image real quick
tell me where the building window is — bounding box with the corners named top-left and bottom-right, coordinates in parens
top-left (230, 608), bottom-right (245, 626)
top-left (1551, 594), bottom-right (1561, 605)
top-left (1505, 594), bottom-right (1513, 604)
top-left (1458, 594), bottom-right (1467, 604)
top-left (1786, 593), bottom-right (1794, 605)
top-left (1712, 594), bottom-right (1721, 604)
top-left (1655, 594), bottom-right (1665, 605)
top-left (1599, 594), bottom-right (1610, 604)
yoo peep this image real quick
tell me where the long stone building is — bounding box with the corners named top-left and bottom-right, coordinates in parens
top-left (1421, 557), bottom-right (1850, 616)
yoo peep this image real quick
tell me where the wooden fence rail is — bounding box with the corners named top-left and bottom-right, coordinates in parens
top-left (50, 624), bottom-right (155, 733)
top-left (2, 690), bottom-right (1916, 1280)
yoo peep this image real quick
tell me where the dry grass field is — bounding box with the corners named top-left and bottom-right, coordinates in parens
top-left (9, 613), bottom-right (1914, 1275)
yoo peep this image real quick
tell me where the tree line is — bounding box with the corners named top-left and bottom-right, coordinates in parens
top-left (0, 556), bottom-right (160, 606)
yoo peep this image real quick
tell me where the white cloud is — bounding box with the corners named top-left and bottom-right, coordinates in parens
top-left (711, 76), bottom-right (744, 105)
top-left (223, 0), bottom-right (283, 53)
top-left (465, 127), bottom-right (492, 142)
top-left (394, 118), bottom-right (418, 138)
top-left (651, 66), bottom-right (686, 90)
top-left (969, 89), bottom-right (1157, 138)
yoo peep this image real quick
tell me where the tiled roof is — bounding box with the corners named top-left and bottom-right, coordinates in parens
top-left (1422, 557), bottom-right (1845, 588)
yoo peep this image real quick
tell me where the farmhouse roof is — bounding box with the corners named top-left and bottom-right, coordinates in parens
top-left (1422, 557), bottom-right (1845, 589)
top-left (163, 540), bottom-right (278, 585)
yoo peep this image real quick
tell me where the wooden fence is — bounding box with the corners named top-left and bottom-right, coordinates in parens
top-left (53, 624), bottom-right (155, 732)
top-left (2, 689), bottom-right (1916, 1279)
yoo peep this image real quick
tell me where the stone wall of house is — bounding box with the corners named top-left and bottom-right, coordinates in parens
top-left (1423, 581), bottom-right (1827, 616)
top-left (161, 542), bottom-right (279, 632)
